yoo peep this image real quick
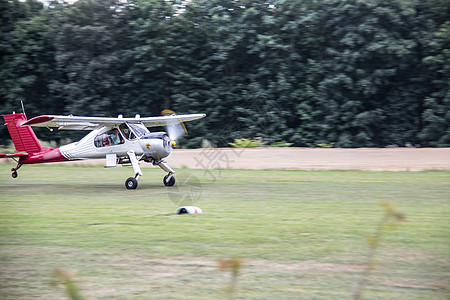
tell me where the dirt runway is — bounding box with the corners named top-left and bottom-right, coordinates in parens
top-left (26, 147), bottom-right (450, 171)
top-left (168, 147), bottom-right (450, 171)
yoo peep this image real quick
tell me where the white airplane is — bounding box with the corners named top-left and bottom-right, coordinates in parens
top-left (0, 110), bottom-right (206, 189)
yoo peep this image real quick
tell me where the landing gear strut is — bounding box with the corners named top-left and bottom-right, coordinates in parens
top-left (155, 159), bottom-right (176, 187)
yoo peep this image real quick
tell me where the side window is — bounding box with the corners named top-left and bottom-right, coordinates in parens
top-left (94, 128), bottom-right (124, 148)
top-left (119, 123), bottom-right (136, 140)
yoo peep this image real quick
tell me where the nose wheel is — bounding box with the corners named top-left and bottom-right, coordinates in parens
top-left (163, 174), bottom-right (175, 186)
top-left (154, 159), bottom-right (176, 187)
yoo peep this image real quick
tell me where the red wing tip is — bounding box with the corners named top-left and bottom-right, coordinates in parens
top-left (22, 116), bottom-right (54, 126)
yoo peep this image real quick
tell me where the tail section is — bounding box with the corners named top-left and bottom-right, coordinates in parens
top-left (3, 113), bottom-right (42, 153)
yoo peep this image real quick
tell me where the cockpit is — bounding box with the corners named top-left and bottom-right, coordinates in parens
top-left (94, 122), bottom-right (151, 148)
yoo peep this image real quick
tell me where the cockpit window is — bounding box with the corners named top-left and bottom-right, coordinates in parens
top-left (127, 123), bottom-right (150, 138)
top-left (94, 128), bottom-right (124, 148)
top-left (119, 123), bottom-right (136, 140)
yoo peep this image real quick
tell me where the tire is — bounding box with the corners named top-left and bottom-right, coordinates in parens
top-left (163, 174), bottom-right (175, 187)
top-left (11, 171), bottom-right (18, 178)
top-left (125, 177), bottom-right (138, 189)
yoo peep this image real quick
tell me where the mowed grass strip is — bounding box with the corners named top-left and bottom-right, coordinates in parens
top-left (0, 164), bottom-right (449, 299)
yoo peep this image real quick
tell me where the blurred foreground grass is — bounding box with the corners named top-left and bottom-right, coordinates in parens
top-left (0, 164), bottom-right (449, 299)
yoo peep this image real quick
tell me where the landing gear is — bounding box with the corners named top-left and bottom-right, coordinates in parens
top-left (125, 177), bottom-right (138, 189)
top-left (163, 174), bottom-right (175, 186)
top-left (123, 152), bottom-right (177, 189)
top-left (125, 150), bottom-right (143, 190)
top-left (154, 159), bottom-right (176, 187)
top-left (11, 164), bottom-right (22, 179)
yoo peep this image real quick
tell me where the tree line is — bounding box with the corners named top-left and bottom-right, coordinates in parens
top-left (1, 0), bottom-right (449, 148)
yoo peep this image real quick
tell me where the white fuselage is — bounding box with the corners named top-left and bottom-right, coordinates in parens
top-left (59, 123), bottom-right (171, 161)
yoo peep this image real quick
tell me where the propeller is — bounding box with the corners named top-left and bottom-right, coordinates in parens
top-left (161, 109), bottom-right (188, 146)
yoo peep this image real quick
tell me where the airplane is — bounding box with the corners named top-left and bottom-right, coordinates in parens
top-left (0, 109), bottom-right (206, 189)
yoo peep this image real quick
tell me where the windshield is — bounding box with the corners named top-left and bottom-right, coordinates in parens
top-left (127, 123), bottom-right (150, 138)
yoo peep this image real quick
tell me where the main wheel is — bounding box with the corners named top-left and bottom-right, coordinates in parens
top-left (11, 171), bottom-right (18, 178)
top-left (125, 177), bottom-right (138, 190)
top-left (163, 174), bottom-right (175, 187)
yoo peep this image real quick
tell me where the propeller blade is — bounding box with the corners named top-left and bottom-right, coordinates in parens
top-left (161, 109), bottom-right (188, 143)
top-left (166, 122), bottom-right (187, 141)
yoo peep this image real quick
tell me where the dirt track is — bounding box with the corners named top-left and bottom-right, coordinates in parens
top-left (21, 147), bottom-right (449, 171)
top-left (167, 147), bottom-right (450, 171)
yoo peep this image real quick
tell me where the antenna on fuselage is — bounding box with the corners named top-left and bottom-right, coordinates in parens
top-left (20, 100), bottom-right (26, 117)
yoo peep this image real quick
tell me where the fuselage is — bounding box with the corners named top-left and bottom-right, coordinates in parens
top-left (19, 122), bottom-right (172, 165)
top-left (18, 147), bottom-right (68, 164)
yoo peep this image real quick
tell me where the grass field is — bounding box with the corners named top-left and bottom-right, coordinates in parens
top-left (0, 163), bottom-right (449, 299)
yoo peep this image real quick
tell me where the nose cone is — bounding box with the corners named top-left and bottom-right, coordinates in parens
top-left (163, 134), bottom-right (173, 151)
top-left (140, 133), bottom-right (172, 159)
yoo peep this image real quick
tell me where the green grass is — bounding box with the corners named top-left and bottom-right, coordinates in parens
top-left (0, 164), bottom-right (449, 299)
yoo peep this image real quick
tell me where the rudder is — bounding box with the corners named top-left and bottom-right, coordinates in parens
top-left (3, 113), bottom-right (42, 153)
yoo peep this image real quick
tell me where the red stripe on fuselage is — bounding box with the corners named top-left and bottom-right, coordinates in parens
top-left (19, 147), bottom-right (69, 165)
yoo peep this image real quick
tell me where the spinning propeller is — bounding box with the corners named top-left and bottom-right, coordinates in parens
top-left (161, 109), bottom-right (188, 147)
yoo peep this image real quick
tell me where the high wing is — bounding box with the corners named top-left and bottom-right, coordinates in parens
top-left (23, 114), bottom-right (206, 130)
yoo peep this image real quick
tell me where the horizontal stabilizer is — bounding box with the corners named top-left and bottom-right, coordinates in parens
top-left (0, 153), bottom-right (28, 158)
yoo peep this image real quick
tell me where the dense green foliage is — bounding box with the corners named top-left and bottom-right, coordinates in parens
top-left (0, 0), bottom-right (449, 147)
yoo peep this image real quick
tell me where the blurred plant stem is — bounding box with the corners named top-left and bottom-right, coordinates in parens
top-left (218, 257), bottom-right (243, 299)
top-left (53, 268), bottom-right (88, 300)
top-left (353, 202), bottom-right (405, 299)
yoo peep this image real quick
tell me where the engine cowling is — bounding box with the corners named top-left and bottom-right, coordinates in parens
top-left (139, 132), bottom-right (172, 160)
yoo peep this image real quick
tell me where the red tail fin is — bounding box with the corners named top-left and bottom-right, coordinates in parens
top-left (3, 113), bottom-right (42, 153)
